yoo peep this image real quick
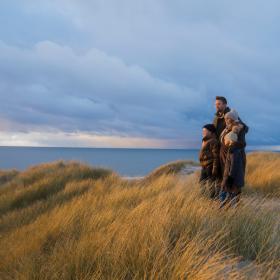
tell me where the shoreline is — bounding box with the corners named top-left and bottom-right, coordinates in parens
top-left (122, 164), bottom-right (201, 180)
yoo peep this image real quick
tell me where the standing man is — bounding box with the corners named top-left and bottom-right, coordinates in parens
top-left (213, 96), bottom-right (231, 139)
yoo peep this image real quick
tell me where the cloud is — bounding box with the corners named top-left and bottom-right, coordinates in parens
top-left (0, 1), bottom-right (279, 147)
top-left (0, 40), bottom-right (205, 147)
top-left (0, 130), bottom-right (176, 148)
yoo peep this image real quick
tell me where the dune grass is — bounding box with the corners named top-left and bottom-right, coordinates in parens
top-left (245, 152), bottom-right (280, 196)
top-left (0, 154), bottom-right (279, 279)
top-left (0, 169), bottom-right (19, 185)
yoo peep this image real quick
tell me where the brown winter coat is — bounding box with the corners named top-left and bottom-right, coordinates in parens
top-left (219, 123), bottom-right (247, 179)
top-left (221, 146), bottom-right (245, 191)
top-left (199, 135), bottom-right (219, 176)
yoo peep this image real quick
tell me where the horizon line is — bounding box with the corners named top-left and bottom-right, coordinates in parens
top-left (0, 145), bottom-right (279, 151)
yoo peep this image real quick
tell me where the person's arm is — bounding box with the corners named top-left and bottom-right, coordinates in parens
top-left (211, 141), bottom-right (219, 177)
top-left (238, 117), bottom-right (249, 134)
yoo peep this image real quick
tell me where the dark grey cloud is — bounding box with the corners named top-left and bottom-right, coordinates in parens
top-left (0, 41), bottom-right (203, 143)
top-left (0, 1), bottom-right (279, 147)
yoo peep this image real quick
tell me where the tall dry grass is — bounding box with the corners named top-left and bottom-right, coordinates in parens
top-left (0, 155), bottom-right (279, 279)
top-left (245, 152), bottom-right (280, 196)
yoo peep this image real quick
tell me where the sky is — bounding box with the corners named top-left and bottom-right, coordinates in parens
top-left (0, 0), bottom-right (279, 149)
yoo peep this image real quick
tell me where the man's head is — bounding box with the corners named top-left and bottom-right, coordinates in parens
top-left (215, 96), bottom-right (228, 113)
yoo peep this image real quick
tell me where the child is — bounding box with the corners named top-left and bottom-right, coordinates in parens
top-left (199, 124), bottom-right (220, 199)
top-left (219, 131), bottom-right (245, 208)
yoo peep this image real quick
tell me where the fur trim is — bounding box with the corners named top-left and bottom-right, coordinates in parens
top-left (232, 123), bottom-right (244, 134)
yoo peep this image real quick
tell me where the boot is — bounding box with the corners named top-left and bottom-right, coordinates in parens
top-left (219, 191), bottom-right (230, 209)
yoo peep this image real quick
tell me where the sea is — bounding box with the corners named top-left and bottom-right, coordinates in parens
top-left (0, 147), bottom-right (199, 177)
top-left (0, 146), bottom-right (278, 177)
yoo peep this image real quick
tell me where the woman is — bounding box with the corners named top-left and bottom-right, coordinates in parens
top-left (219, 109), bottom-right (246, 207)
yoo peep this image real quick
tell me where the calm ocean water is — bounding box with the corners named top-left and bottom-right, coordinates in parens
top-left (0, 147), bottom-right (199, 177)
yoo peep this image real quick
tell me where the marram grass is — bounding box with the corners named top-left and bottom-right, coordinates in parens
top-left (0, 153), bottom-right (279, 279)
